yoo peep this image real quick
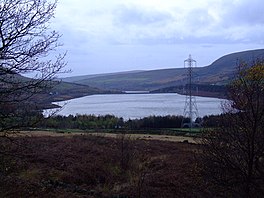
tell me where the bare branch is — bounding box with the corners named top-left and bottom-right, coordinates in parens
top-left (0, 0), bottom-right (66, 132)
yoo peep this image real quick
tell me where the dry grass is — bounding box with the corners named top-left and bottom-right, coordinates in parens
top-left (0, 133), bottom-right (208, 197)
top-left (12, 130), bottom-right (198, 143)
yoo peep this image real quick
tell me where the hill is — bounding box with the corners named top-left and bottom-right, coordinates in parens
top-left (62, 70), bottom-right (144, 83)
top-left (47, 81), bottom-right (113, 102)
top-left (36, 81), bottom-right (112, 109)
top-left (63, 68), bottom-right (187, 91)
top-left (0, 72), bottom-right (112, 109)
top-left (62, 49), bottom-right (264, 94)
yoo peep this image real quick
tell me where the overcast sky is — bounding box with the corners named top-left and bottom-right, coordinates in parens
top-left (53, 0), bottom-right (264, 76)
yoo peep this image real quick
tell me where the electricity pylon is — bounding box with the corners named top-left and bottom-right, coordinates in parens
top-left (182, 54), bottom-right (199, 130)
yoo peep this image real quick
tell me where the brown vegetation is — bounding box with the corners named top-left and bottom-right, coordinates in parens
top-left (0, 134), bottom-right (208, 197)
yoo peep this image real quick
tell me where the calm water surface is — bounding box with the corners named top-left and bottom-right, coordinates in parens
top-left (55, 93), bottom-right (225, 120)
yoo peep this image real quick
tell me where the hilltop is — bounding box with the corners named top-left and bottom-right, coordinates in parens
top-left (62, 49), bottom-right (264, 97)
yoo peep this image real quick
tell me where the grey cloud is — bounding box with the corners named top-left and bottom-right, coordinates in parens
top-left (116, 33), bottom-right (241, 46)
top-left (113, 5), bottom-right (173, 26)
top-left (185, 8), bottom-right (215, 29)
top-left (218, 0), bottom-right (264, 44)
top-left (224, 0), bottom-right (264, 26)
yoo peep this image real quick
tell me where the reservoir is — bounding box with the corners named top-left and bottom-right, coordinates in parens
top-left (54, 93), bottom-right (225, 120)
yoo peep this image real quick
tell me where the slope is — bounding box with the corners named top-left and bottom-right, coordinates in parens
top-left (61, 49), bottom-right (264, 91)
top-left (0, 72), bottom-right (111, 109)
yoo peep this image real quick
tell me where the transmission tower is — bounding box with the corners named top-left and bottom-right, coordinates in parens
top-left (182, 54), bottom-right (199, 130)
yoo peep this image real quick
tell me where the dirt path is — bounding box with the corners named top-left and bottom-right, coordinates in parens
top-left (12, 131), bottom-right (198, 143)
top-left (88, 133), bottom-right (198, 143)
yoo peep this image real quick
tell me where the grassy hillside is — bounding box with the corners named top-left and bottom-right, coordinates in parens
top-left (152, 84), bottom-right (227, 99)
top-left (63, 70), bottom-right (144, 83)
top-left (48, 81), bottom-right (110, 102)
top-left (194, 49), bottom-right (264, 85)
top-left (0, 72), bottom-right (112, 109)
top-left (33, 81), bottom-right (117, 109)
top-left (62, 49), bottom-right (264, 92)
top-left (65, 68), bottom-right (188, 91)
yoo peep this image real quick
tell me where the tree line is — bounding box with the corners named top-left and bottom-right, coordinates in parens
top-left (36, 114), bottom-right (195, 130)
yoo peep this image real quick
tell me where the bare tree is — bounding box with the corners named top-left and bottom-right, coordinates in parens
top-left (0, 0), bottom-right (66, 134)
top-left (200, 60), bottom-right (264, 197)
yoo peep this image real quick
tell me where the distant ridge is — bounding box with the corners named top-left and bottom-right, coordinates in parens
top-left (63, 70), bottom-right (144, 83)
top-left (209, 48), bottom-right (264, 72)
top-left (61, 49), bottom-right (264, 93)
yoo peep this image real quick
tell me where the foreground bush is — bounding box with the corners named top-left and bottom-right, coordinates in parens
top-left (200, 60), bottom-right (264, 197)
